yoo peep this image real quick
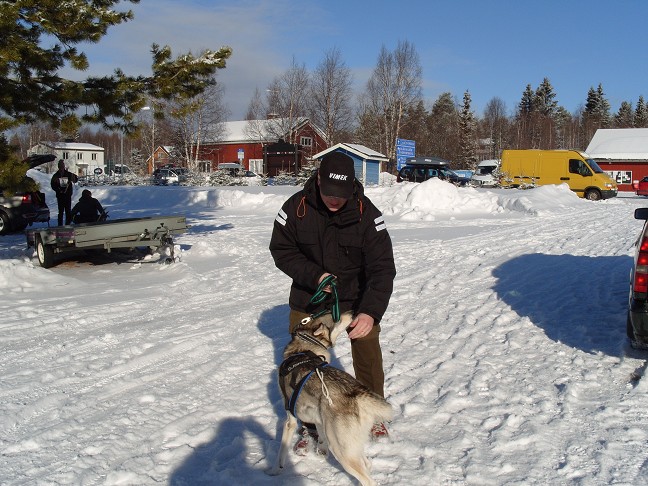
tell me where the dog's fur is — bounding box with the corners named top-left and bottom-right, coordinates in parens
top-left (268, 312), bottom-right (393, 486)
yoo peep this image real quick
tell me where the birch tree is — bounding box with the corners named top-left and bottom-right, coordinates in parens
top-left (166, 82), bottom-right (229, 171)
top-left (358, 41), bottom-right (423, 160)
top-left (309, 48), bottom-right (354, 145)
top-left (265, 57), bottom-right (310, 144)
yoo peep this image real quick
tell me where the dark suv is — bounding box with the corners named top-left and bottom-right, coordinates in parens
top-left (0, 154), bottom-right (52, 235)
top-left (397, 157), bottom-right (471, 186)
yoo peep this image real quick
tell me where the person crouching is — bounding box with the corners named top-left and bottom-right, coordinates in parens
top-left (71, 190), bottom-right (107, 224)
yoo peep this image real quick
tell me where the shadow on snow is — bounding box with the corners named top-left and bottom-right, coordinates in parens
top-left (492, 252), bottom-right (633, 357)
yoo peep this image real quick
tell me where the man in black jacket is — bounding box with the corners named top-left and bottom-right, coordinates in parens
top-left (50, 160), bottom-right (78, 225)
top-left (269, 151), bottom-right (396, 452)
top-left (71, 189), bottom-right (106, 224)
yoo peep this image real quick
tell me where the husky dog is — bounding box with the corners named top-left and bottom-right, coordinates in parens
top-left (268, 311), bottom-right (393, 486)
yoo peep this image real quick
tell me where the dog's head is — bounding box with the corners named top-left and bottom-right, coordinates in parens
top-left (286, 311), bottom-right (353, 359)
top-left (307, 311), bottom-right (353, 348)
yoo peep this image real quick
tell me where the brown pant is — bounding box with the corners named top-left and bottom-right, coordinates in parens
top-left (289, 310), bottom-right (385, 397)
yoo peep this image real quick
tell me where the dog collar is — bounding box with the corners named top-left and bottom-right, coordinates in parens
top-left (295, 332), bottom-right (329, 351)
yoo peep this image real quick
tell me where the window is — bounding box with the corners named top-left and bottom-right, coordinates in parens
top-left (300, 136), bottom-right (312, 147)
top-left (91, 153), bottom-right (97, 161)
top-left (62, 152), bottom-right (69, 160)
top-left (77, 152), bottom-right (83, 160)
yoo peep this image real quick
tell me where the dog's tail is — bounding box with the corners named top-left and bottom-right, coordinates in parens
top-left (361, 394), bottom-right (394, 427)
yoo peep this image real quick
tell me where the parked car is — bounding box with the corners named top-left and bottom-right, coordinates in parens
top-left (635, 176), bottom-right (648, 196)
top-left (628, 207), bottom-right (648, 348)
top-left (216, 162), bottom-right (262, 183)
top-left (397, 157), bottom-right (471, 186)
top-left (470, 159), bottom-right (500, 187)
top-left (153, 168), bottom-right (186, 186)
top-left (108, 164), bottom-right (132, 176)
top-left (0, 154), bottom-right (52, 235)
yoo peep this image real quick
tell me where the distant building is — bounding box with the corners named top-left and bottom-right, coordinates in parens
top-left (146, 145), bottom-right (176, 174)
top-left (198, 117), bottom-right (327, 176)
top-left (586, 128), bottom-right (648, 191)
top-left (312, 143), bottom-right (389, 186)
top-left (28, 141), bottom-right (105, 176)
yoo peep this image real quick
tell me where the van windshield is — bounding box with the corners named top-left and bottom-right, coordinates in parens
top-left (585, 159), bottom-right (605, 174)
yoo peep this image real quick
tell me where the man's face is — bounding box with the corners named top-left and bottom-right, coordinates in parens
top-left (318, 175), bottom-right (348, 212)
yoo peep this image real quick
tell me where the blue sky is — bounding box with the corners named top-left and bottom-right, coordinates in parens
top-left (77, 0), bottom-right (648, 121)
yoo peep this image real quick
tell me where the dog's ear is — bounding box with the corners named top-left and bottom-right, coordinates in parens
top-left (329, 312), bottom-right (354, 345)
top-left (313, 323), bottom-right (327, 337)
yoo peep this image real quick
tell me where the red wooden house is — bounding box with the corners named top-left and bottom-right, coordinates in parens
top-left (586, 128), bottom-right (648, 191)
top-left (195, 117), bottom-right (327, 176)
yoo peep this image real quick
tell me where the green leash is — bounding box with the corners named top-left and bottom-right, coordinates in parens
top-left (309, 274), bottom-right (340, 322)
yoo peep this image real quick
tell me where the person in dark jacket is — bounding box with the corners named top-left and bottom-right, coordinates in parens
top-left (71, 189), bottom-right (106, 224)
top-left (269, 151), bottom-right (396, 451)
top-left (50, 160), bottom-right (78, 225)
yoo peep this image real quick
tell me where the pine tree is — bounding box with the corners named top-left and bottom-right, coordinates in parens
top-left (457, 91), bottom-right (477, 170)
top-left (208, 170), bottom-right (239, 186)
top-left (635, 96), bottom-right (648, 128)
top-left (582, 84), bottom-right (612, 142)
top-left (533, 78), bottom-right (558, 117)
top-left (295, 162), bottom-right (317, 185)
top-left (0, 1), bottom-right (232, 134)
top-left (514, 84), bottom-right (535, 147)
top-left (584, 84), bottom-right (611, 127)
top-left (595, 84), bottom-right (611, 127)
top-left (518, 85), bottom-right (535, 118)
top-left (0, 135), bottom-right (39, 195)
top-left (615, 101), bottom-right (634, 128)
top-left (584, 87), bottom-right (600, 115)
top-left (427, 92), bottom-right (459, 161)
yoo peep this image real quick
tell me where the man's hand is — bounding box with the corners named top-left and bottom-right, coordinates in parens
top-left (318, 273), bottom-right (336, 293)
top-left (347, 313), bottom-right (374, 340)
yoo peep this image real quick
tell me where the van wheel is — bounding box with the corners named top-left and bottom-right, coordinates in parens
top-left (36, 235), bottom-right (55, 268)
top-left (585, 189), bottom-right (601, 201)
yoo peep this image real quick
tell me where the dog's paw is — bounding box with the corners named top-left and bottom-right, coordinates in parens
top-left (315, 444), bottom-right (329, 456)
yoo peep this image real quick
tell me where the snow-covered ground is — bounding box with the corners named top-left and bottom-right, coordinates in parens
top-left (2, 171), bottom-right (648, 485)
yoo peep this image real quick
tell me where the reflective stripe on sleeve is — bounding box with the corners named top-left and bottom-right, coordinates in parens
top-left (374, 215), bottom-right (386, 232)
top-left (276, 208), bottom-right (287, 226)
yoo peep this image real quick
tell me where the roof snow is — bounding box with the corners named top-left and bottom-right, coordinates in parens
top-left (586, 128), bottom-right (648, 160)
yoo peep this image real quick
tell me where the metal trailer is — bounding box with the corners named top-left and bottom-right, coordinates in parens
top-left (26, 215), bottom-right (188, 268)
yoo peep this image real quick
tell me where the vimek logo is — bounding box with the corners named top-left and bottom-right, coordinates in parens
top-left (329, 173), bottom-right (348, 181)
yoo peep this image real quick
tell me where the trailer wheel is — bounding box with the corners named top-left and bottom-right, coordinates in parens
top-left (585, 189), bottom-right (601, 201)
top-left (36, 235), bottom-right (55, 268)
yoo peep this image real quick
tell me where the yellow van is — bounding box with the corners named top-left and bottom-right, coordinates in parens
top-left (500, 149), bottom-right (618, 200)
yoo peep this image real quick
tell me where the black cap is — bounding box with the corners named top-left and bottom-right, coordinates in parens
top-left (319, 152), bottom-right (355, 198)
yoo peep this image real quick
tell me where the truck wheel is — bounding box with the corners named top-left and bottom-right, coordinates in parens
top-left (36, 235), bottom-right (55, 268)
top-left (0, 212), bottom-right (9, 235)
top-left (585, 189), bottom-right (601, 201)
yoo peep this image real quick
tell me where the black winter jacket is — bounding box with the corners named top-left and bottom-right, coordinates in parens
top-left (71, 196), bottom-right (105, 224)
top-left (269, 172), bottom-right (396, 323)
top-left (50, 170), bottom-right (78, 199)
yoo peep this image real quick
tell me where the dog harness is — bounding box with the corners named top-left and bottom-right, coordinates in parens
top-left (279, 349), bottom-right (329, 416)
